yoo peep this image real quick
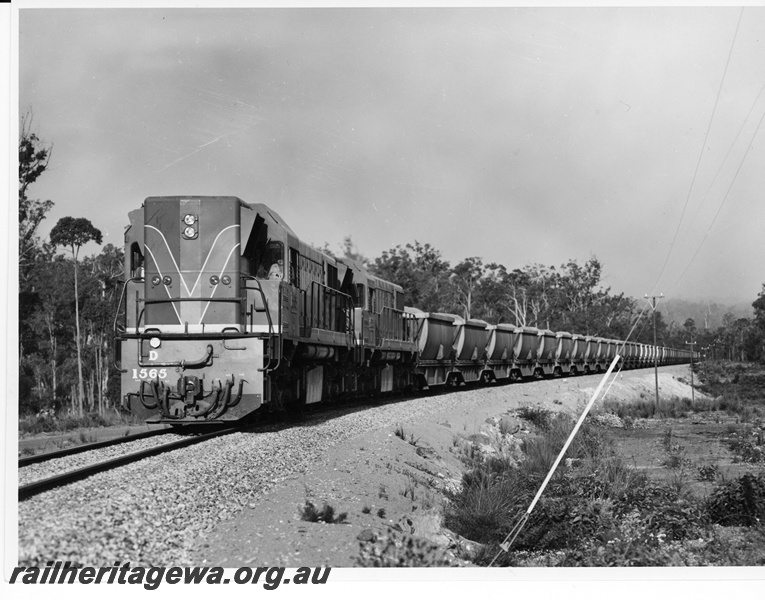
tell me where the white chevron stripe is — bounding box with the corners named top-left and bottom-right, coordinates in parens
top-left (189, 224), bottom-right (240, 296)
top-left (142, 244), bottom-right (183, 325)
top-left (198, 243), bottom-right (241, 324)
top-left (145, 225), bottom-right (193, 296)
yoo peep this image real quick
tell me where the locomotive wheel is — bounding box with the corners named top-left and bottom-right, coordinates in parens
top-left (413, 375), bottom-right (429, 395)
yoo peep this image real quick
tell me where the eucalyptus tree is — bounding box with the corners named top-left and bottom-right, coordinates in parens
top-left (49, 217), bottom-right (102, 414)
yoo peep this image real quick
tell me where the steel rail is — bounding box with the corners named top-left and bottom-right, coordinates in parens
top-left (19, 426), bottom-right (240, 501)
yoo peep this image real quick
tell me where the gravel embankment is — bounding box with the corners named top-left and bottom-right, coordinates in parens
top-left (18, 387), bottom-right (523, 567)
top-left (19, 367), bottom-right (694, 567)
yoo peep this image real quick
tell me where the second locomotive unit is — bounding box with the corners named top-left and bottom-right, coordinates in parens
top-left (116, 196), bottom-right (695, 423)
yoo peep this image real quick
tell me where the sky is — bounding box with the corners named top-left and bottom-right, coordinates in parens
top-left (14, 3), bottom-right (765, 305)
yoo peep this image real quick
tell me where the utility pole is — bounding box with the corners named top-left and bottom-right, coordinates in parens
top-left (685, 338), bottom-right (697, 403)
top-left (645, 293), bottom-right (664, 409)
top-left (701, 346), bottom-right (709, 379)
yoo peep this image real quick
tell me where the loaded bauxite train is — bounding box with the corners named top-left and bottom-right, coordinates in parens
top-left (116, 196), bottom-right (696, 424)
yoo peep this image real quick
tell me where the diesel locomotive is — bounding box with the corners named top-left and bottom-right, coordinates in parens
top-left (115, 196), bottom-right (695, 424)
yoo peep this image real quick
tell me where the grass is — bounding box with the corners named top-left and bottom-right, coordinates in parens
top-left (355, 531), bottom-right (457, 567)
top-left (698, 362), bottom-right (765, 415)
top-left (593, 361), bottom-right (765, 428)
top-left (696, 464), bottom-right (720, 482)
top-left (601, 397), bottom-right (696, 420)
top-left (515, 405), bottom-right (552, 431)
top-left (706, 472), bottom-right (765, 527)
top-left (19, 409), bottom-right (141, 436)
top-left (401, 475), bottom-right (418, 501)
top-left (727, 432), bottom-right (765, 464)
top-left (299, 501), bottom-right (348, 524)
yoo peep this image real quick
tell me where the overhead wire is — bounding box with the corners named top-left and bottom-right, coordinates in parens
top-left (649, 7), bottom-right (744, 295)
top-left (665, 105), bottom-right (765, 294)
top-left (683, 79), bottom-right (765, 240)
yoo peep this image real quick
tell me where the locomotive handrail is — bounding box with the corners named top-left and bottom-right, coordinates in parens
top-left (127, 296), bottom-right (247, 337)
top-left (407, 313), bottom-right (427, 346)
top-left (378, 306), bottom-right (418, 344)
top-left (306, 281), bottom-right (355, 342)
top-left (113, 276), bottom-right (142, 338)
top-left (241, 276), bottom-right (279, 373)
top-left (137, 343), bottom-right (214, 369)
top-left (113, 276), bottom-right (143, 373)
top-left (141, 296), bottom-right (243, 304)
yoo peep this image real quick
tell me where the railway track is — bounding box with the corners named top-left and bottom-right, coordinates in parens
top-left (18, 426), bottom-right (240, 501)
top-left (16, 367), bottom-right (633, 502)
top-left (16, 388), bottom-right (424, 503)
top-left (19, 427), bottom-right (178, 467)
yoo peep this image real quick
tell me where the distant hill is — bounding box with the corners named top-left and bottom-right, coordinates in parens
top-left (659, 298), bottom-right (754, 331)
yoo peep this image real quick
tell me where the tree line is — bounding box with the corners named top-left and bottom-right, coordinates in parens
top-left (18, 116), bottom-right (765, 418)
top-left (19, 112), bottom-right (122, 417)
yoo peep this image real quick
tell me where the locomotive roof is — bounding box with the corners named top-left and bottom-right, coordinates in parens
top-left (339, 258), bottom-right (403, 294)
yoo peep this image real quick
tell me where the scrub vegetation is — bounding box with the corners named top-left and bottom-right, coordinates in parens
top-left (443, 361), bottom-right (765, 566)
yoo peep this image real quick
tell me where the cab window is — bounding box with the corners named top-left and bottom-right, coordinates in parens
top-left (131, 242), bottom-right (144, 279)
top-left (355, 284), bottom-right (366, 309)
top-left (255, 241), bottom-right (285, 280)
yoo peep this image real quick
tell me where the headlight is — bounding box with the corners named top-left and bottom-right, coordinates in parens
top-left (210, 275), bottom-right (220, 285)
top-left (163, 276), bottom-right (172, 285)
top-left (183, 214), bottom-right (197, 225)
top-left (183, 226), bottom-right (197, 239)
top-left (221, 275), bottom-right (231, 285)
top-left (151, 275), bottom-right (161, 286)
top-left (149, 337), bottom-right (161, 349)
